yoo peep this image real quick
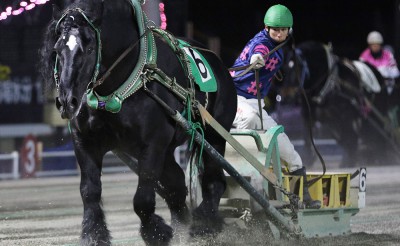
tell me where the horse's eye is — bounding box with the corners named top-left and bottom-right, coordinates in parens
top-left (87, 47), bottom-right (94, 54)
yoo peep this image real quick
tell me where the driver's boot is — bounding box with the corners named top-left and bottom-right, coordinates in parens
top-left (289, 167), bottom-right (321, 209)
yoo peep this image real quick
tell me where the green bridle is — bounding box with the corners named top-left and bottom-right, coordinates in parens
top-left (53, 7), bottom-right (102, 92)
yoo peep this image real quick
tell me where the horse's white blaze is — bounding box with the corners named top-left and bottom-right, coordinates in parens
top-left (66, 35), bottom-right (78, 51)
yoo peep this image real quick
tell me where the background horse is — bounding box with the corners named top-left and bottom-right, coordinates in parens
top-left (39, 0), bottom-right (237, 245)
top-left (280, 40), bottom-right (399, 166)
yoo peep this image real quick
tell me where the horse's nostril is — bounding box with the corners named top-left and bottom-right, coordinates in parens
top-left (70, 97), bottom-right (78, 110)
top-left (55, 97), bottom-right (62, 110)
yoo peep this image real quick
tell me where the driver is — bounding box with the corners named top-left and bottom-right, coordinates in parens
top-left (230, 4), bottom-right (321, 209)
top-left (359, 31), bottom-right (400, 94)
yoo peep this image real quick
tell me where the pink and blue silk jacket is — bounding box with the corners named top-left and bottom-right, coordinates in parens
top-left (359, 48), bottom-right (400, 79)
top-left (231, 29), bottom-right (284, 99)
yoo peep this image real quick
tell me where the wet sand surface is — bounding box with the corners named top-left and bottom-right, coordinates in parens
top-left (1, 165), bottom-right (399, 245)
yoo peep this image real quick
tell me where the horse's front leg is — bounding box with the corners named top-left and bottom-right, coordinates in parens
top-left (134, 145), bottom-right (173, 245)
top-left (75, 148), bottom-right (111, 246)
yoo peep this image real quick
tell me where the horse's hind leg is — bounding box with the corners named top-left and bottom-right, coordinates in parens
top-left (156, 148), bottom-right (190, 227)
top-left (134, 145), bottom-right (173, 245)
top-left (190, 138), bottom-right (226, 236)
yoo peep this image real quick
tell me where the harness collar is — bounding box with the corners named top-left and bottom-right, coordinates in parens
top-left (86, 0), bottom-right (157, 113)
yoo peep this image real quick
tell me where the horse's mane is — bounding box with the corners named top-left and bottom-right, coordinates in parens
top-left (39, 18), bottom-right (57, 94)
top-left (39, 0), bottom-right (132, 94)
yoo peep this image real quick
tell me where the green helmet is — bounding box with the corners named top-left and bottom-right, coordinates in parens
top-left (264, 4), bottom-right (293, 28)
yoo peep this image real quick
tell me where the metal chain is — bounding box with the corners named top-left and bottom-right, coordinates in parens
top-left (273, 184), bottom-right (300, 215)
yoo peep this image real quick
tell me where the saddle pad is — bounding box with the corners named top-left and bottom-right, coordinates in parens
top-left (178, 40), bottom-right (217, 92)
top-left (352, 60), bottom-right (381, 93)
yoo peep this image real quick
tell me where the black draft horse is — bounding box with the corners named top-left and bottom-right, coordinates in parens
top-left (39, 0), bottom-right (237, 245)
top-left (280, 40), bottom-right (392, 166)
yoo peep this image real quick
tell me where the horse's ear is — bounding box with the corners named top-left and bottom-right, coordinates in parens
top-left (89, 0), bottom-right (104, 26)
top-left (52, 4), bottom-right (62, 21)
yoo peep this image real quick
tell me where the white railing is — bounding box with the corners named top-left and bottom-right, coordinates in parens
top-left (35, 150), bottom-right (131, 177)
top-left (0, 150), bottom-right (129, 180)
top-left (0, 146), bottom-right (187, 180)
top-left (0, 151), bottom-right (19, 180)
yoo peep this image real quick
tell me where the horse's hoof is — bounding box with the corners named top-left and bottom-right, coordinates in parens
top-left (189, 224), bottom-right (222, 238)
top-left (189, 207), bottom-right (224, 237)
top-left (171, 205), bottom-right (191, 228)
top-left (80, 227), bottom-right (112, 246)
top-left (140, 214), bottom-right (173, 245)
top-left (80, 236), bottom-right (111, 246)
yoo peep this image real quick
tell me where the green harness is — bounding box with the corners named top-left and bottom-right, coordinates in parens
top-left (68, 0), bottom-right (217, 114)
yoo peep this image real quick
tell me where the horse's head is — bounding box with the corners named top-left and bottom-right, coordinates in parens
top-left (52, 2), bottom-right (103, 119)
top-left (282, 41), bottom-right (335, 97)
top-left (280, 45), bottom-right (299, 88)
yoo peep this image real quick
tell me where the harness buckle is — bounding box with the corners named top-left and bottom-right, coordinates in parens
top-left (141, 66), bottom-right (155, 82)
top-left (53, 73), bottom-right (60, 92)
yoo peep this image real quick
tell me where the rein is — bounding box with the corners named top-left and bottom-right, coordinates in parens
top-left (290, 38), bottom-right (327, 186)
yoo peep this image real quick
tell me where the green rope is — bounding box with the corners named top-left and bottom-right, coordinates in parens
top-left (68, 120), bottom-right (72, 134)
top-left (185, 96), bottom-right (205, 168)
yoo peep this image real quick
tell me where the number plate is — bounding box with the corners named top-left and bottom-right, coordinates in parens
top-left (358, 167), bottom-right (367, 208)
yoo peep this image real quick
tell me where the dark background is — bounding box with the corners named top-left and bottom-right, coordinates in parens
top-left (1, 0), bottom-right (399, 123)
top-left (188, 0), bottom-right (400, 66)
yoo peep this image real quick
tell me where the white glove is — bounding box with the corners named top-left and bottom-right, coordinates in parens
top-left (250, 54), bottom-right (265, 69)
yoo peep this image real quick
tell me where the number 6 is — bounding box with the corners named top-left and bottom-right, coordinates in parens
top-left (359, 168), bottom-right (367, 192)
